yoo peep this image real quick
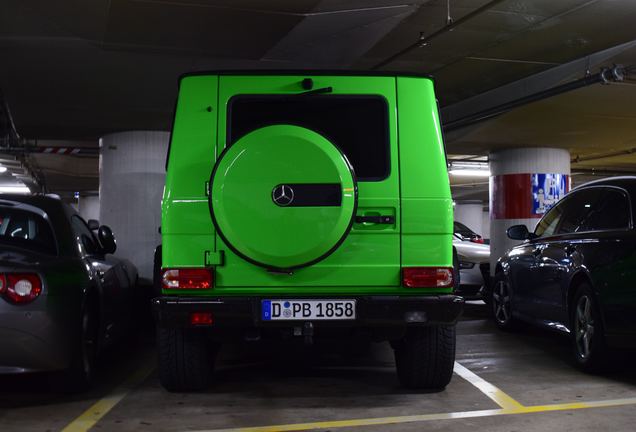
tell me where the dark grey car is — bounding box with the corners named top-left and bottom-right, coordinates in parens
top-left (0, 194), bottom-right (137, 389)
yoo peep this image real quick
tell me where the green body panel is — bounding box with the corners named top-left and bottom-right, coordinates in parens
top-left (162, 73), bottom-right (453, 296)
top-left (396, 78), bottom-right (453, 269)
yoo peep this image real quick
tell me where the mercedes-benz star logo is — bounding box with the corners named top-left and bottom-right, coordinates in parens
top-left (272, 184), bottom-right (294, 206)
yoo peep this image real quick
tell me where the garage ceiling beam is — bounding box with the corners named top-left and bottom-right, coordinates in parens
top-left (442, 40), bottom-right (636, 127)
top-left (443, 65), bottom-right (626, 132)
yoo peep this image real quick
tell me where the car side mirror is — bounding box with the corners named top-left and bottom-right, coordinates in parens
top-left (97, 225), bottom-right (117, 254)
top-left (87, 219), bottom-right (100, 231)
top-left (507, 224), bottom-right (534, 240)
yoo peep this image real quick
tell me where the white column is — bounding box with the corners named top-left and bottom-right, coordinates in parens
top-left (99, 131), bottom-right (169, 283)
top-left (489, 148), bottom-right (570, 274)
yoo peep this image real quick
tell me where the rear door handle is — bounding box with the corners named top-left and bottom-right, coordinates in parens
top-left (355, 215), bottom-right (395, 224)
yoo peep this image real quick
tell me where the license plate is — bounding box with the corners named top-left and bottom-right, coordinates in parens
top-left (261, 299), bottom-right (356, 321)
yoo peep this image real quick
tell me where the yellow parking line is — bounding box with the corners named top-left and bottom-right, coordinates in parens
top-left (192, 397), bottom-right (636, 432)
top-left (60, 360), bottom-right (155, 432)
top-left (452, 361), bottom-right (525, 410)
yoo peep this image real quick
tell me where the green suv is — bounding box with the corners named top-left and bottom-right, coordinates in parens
top-left (153, 72), bottom-right (463, 392)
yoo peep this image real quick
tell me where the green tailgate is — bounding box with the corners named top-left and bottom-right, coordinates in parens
top-left (162, 73), bottom-right (453, 296)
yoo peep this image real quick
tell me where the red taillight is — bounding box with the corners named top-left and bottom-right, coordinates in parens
top-left (162, 268), bottom-right (213, 290)
top-left (402, 267), bottom-right (454, 288)
top-left (190, 312), bottom-right (213, 325)
top-left (1, 273), bottom-right (43, 304)
top-left (471, 237), bottom-right (485, 244)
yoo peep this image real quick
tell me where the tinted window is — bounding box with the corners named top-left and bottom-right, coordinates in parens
top-left (0, 208), bottom-right (56, 255)
top-left (555, 189), bottom-right (602, 235)
top-left (228, 95), bottom-right (389, 180)
top-left (534, 201), bottom-right (566, 237)
top-left (578, 188), bottom-right (630, 231)
top-left (71, 215), bottom-right (99, 256)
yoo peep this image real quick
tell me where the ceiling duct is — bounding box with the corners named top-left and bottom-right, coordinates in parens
top-left (443, 65), bottom-right (628, 132)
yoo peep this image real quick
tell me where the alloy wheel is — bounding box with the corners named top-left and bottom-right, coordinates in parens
top-left (574, 295), bottom-right (595, 360)
top-left (81, 309), bottom-right (97, 377)
top-left (492, 280), bottom-right (511, 325)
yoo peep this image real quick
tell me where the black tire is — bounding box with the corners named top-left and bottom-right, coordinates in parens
top-left (393, 325), bottom-right (456, 390)
top-left (61, 300), bottom-right (99, 392)
top-left (491, 272), bottom-right (518, 331)
top-left (157, 327), bottom-right (218, 392)
top-left (153, 245), bottom-right (162, 298)
top-left (570, 283), bottom-right (607, 372)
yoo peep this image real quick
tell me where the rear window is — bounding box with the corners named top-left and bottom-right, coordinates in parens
top-left (228, 95), bottom-right (390, 181)
top-left (0, 208), bottom-right (56, 255)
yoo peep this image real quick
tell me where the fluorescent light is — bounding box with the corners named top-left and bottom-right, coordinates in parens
top-left (449, 169), bottom-right (491, 177)
top-left (0, 185), bottom-right (31, 194)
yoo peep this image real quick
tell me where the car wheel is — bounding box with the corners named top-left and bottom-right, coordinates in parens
top-left (157, 327), bottom-right (219, 392)
top-left (491, 273), bottom-right (517, 330)
top-left (61, 302), bottom-right (98, 392)
top-left (153, 245), bottom-right (162, 298)
top-left (571, 283), bottom-right (607, 372)
top-left (393, 325), bottom-right (456, 390)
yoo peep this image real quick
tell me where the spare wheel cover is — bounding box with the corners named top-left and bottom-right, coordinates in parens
top-left (209, 124), bottom-right (357, 270)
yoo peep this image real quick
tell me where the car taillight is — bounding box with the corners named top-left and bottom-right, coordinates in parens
top-left (471, 237), bottom-right (485, 244)
top-left (1, 273), bottom-right (43, 304)
top-left (402, 267), bottom-right (454, 288)
top-left (162, 268), bottom-right (213, 289)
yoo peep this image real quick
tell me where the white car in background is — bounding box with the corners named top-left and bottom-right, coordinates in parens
top-left (453, 222), bottom-right (490, 299)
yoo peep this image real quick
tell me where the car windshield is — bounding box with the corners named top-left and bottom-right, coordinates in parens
top-left (0, 208), bottom-right (57, 255)
top-left (228, 95), bottom-right (390, 181)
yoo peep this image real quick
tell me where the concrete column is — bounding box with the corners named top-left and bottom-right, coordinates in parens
top-left (78, 195), bottom-right (100, 221)
top-left (489, 148), bottom-right (570, 274)
top-left (99, 131), bottom-right (169, 283)
top-left (454, 201), bottom-right (484, 236)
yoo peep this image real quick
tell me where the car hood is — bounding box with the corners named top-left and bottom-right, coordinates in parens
top-left (453, 239), bottom-right (490, 262)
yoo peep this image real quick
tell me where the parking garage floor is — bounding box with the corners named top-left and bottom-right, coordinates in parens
top-left (2, 303), bottom-right (636, 432)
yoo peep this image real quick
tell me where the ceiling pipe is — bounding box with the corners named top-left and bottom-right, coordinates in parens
top-left (571, 146), bottom-right (636, 164)
top-left (371, 0), bottom-right (508, 70)
top-left (443, 65), bottom-right (626, 132)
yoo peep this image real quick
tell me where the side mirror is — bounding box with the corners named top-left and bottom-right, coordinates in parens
top-left (87, 219), bottom-right (100, 231)
top-left (97, 225), bottom-right (117, 254)
top-left (507, 224), bottom-right (532, 240)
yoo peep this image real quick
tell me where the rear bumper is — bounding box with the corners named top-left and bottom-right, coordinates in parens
top-left (0, 310), bottom-right (71, 373)
top-left (152, 295), bottom-right (464, 330)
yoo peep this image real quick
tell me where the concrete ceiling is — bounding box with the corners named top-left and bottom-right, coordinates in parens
top-left (2, 0), bottom-right (636, 195)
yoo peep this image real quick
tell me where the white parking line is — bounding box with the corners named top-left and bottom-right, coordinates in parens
top-left (452, 361), bottom-right (525, 410)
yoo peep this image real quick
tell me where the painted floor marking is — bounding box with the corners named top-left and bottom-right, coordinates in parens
top-left (60, 360), bottom-right (155, 432)
top-left (191, 397), bottom-right (636, 432)
top-left (452, 361), bottom-right (525, 410)
top-left (188, 362), bottom-right (636, 432)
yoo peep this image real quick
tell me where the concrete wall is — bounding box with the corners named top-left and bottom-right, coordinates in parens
top-left (78, 195), bottom-right (100, 222)
top-left (99, 131), bottom-right (169, 283)
top-left (454, 202), bottom-right (484, 236)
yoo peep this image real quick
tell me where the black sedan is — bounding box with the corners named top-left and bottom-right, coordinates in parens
top-left (490, 177), bottom-right (636, 371)
top-left (0, 194), bottom-right (137, 389)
